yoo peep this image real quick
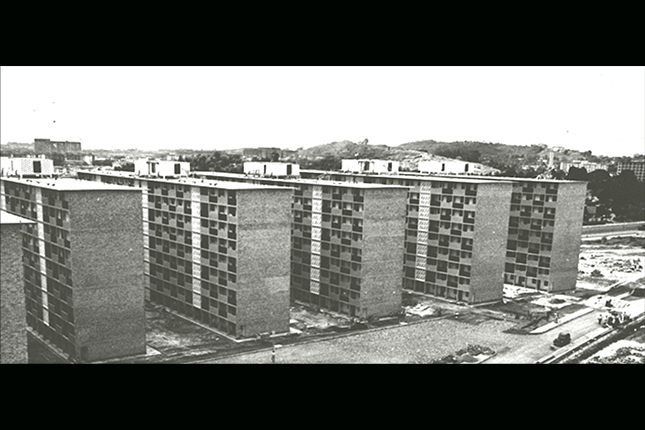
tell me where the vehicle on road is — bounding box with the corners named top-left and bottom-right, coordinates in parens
top-left (552, 332), bottom-right (571, 348)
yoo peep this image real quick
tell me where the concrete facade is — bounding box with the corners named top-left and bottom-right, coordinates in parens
top-left (76, 171), bottom-right (293, 338)
top-left (191, 171), bottom-right (409, 319)
top-left (455, 176), bottom-right (587, 293)
top-left (0, 178), bottom-right (146, 362)
top-left (299, 170), bottom-right (514, 304)
top-left (0, 211), bottom-right (35, 363)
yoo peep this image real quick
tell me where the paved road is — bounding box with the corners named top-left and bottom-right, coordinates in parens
top-left (485, 309), bottom-right (603, 363)
top-left (581, 230), bottom-right (644, 241)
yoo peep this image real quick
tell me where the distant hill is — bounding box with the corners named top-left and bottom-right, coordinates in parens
top-left (296, 138), bottom-right (622, 175)
top-left (296, 139), bottom-right (501, 173)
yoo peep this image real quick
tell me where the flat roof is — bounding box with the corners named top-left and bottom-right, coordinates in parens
top-left (300, 169), bottom-right (514, 185)
top-left (445, 174), bottom-right (587, 185)
top-left (80, 170), bottom-right (293, 192)
top-left (0, 210), bottom-right (36, 225)
top-left (0, 177), bottom-right (142, 192)
top-left (193, 171), bottom-right (410, 190)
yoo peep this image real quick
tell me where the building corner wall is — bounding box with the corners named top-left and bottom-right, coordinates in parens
top-left (470, 183), bottom-right (512, 303)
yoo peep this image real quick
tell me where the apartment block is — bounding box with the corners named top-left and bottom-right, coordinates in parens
top-left (617, 162), bottom-right (645, 182)
top-left (300, 170), bottom-right (513, 304)
top-left (191, 171), bottom-right (411, 318)
top-left (1, 211), bottom-right (36, 363)
top-left (501, 178), bottom-right (587, 292)
top-left (77, 171), bottom-right (293, 338)
top-left (0, 178), bottom-right (146, 362)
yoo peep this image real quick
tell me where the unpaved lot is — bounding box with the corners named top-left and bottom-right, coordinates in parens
top-left (211, 317), bottom-right (523, 364)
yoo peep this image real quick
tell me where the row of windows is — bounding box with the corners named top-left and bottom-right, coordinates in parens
top-left (403, 279), bottom-right (471, 302)
top-left (291, 271), bottom-right (362, 290)
top-left (148, 289), bottom-right (239, 335)
top-left (406, 236), bottom-right (474, 254)
top-left (505, 263), bottom-right (551, 277)
top-left (26, 313), bottom-right (76, 358)
top-left (291, 277), bottom-right (361, 300)
top-left (291, 290), bottom-right (363, 317)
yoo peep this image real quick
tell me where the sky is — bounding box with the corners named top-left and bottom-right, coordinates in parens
top-left (1, 66), bottom-right (643, 157)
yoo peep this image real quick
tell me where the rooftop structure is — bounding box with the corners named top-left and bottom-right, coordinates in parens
top-left (76, 170), bottom-right (293, 338)
top-left (134, 159), bottom-right (190, 178)
top-left (341, 159), bottom-right (399, 174)
top-left (418, 159), bottom-right (491, 175)
top-left (243, 162), bottom-right (300, 177)
top-left (1, 157), bottom-right (55, 178)
top-left (0, 177), bottom-right (146, 362)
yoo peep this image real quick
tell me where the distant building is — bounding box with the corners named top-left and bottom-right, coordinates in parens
top-left (418, 160), bottom-right (486, 175)
top-left (243, 162), bottom-right (300, 177)
top-left (33, 139), bottom-right (82, 154)
top-left (560, 160), bottom-right (608, 174)
top-left (0, 177), bottom-right (147, 362)
top-left (1, 157), bottom-right (55, 177)
top-left (1, 211), bottom-right (36, 363)
top-left (342, 159), bottom-right (399, 174)
top-left (617, 162), bottom-right (645, 182)
top-left (134, 159), bottom-right (190, 177)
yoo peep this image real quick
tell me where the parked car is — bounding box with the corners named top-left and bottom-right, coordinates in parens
top-left (553, 332), bottom-right (571, 347)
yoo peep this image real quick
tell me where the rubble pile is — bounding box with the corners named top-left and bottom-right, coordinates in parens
top-left (600, 258), bottom-right (643, 274)
top-left (430, 344), bottom-right (495, 364)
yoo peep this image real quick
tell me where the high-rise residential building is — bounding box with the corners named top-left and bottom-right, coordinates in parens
top-left (617, 162), bottom-right (645, 182)
top-left (497, 178), bottom-right (587, 292)
top-left (1, 211), bottom-right (36, 363)
top-left (0, 177), bottom-right (146, 362)
top-left (191, 172), bottom-right (412, 318)
top-left (300, 170), bottom-right (513, 304)
top-left (76, 171), bottom-right (293, 338)
top-left (302, 170), bottom-right (587, 294)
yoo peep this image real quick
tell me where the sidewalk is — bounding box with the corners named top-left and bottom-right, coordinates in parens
top-left (530, 307), bottom-right (595, 334)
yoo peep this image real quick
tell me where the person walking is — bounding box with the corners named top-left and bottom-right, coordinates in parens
top-left (271, 347), bottom-right (276, 364)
